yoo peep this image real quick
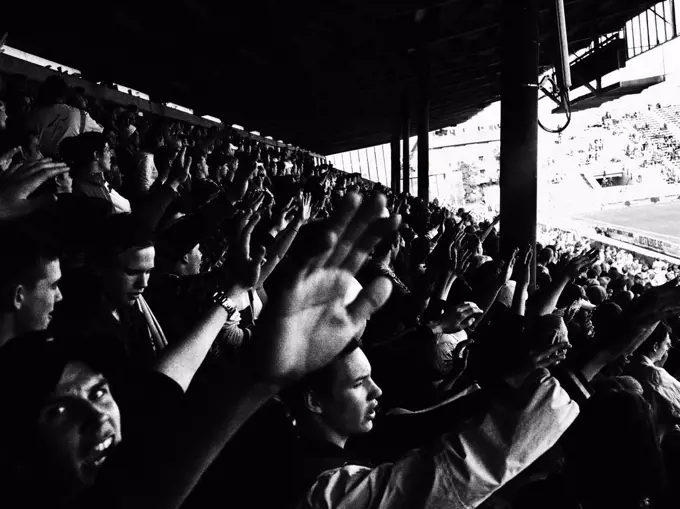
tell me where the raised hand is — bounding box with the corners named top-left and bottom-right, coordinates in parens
top-left (563, 248), bottom-right (600, 279)
top-left (433, 247), bottom-right (472, 301)
top-left (498, 248), bottom-right (520, 284)
top-left (437, 339), bottom-right (472, 394)
top-left (629, 276), bottom-right (680, 325)
top-left (226, 156), bottom-right (258, 204)
top-left (311, 197), bottom-right (326, 219)
top-left (451, 246), bottom-right (473, 277)
top-left (506, 343), bottom-right (572, 387)
top-left (272, 196), bottom-right (297, 232)
top-left (221, 211), bottom-right (266, 293)
top-left (253, 192), bottom-right (400, 385)
top-left (530, 343), bottom-right (571, 369)
top-left (433, 301), bottom-right (484, 334)
top-left (517, 244), bottom-right (533, 287)
top-left (300, 192), bottom-right (313, 222)
top-left (571, 276), bottom-right (680, 382)
top-left (452, 223), bottom-right (467, 249)
top-left (168, 146), bottom-right (192, 188)
top-left (245, 190), bottom-right (266, 213)
top-left (0, 159), bottom-right (70, 220)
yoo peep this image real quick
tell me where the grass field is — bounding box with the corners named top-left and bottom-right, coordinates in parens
top-left (575, 201), bottom-right (680, 242)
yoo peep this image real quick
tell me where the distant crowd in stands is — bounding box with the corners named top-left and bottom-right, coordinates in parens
top-left (540, 227), bottom-right (679, 286)
top-left (4, 72), bottom-right (680, 509)
top-left (548, 102), bottom-right (680, 185)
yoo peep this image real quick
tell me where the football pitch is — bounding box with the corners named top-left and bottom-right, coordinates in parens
top-left (574, 200), bottom-right (680, 243)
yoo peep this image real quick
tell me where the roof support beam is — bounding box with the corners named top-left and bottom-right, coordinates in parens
top-left (500, 0), bottom-right (540, 291)
top-left (402, 89), bottom-right (411, 195)
top-left (417, 49), bottom-right (431, 202)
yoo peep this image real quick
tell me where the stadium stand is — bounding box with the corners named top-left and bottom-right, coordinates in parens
top-left (4, 2), bottom-right (680, 509)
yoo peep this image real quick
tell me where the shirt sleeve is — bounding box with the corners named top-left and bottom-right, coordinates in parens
top-left (133, 153), bottom-right (158, 194)
top-left (298, 372), bottom-right (580, 509)
top-left (84, 112), bottom-right (104, 133)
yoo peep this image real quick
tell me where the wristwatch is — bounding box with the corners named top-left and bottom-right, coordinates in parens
top-left (211, 289), bottom-right (238, 318)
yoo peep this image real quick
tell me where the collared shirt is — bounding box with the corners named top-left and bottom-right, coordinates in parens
top-left (297, 372), bottom-right (579, 509)
top-left (72, 173), bottom-right (130, 215)
top-left (73, 172), bottom-right (112, 204)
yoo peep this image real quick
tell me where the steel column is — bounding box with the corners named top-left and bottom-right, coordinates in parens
top-left (402, 91), bottom-right (410, 195)
top-left (500, 0), bottom-right (540, 290)
top-left (417, 50), bottom-right (430, 201)
top-left (391, 118), bottom-right (401, 193)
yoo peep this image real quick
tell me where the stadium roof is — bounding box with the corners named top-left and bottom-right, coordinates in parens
top-left (4, 0), bottom-right (661, 155)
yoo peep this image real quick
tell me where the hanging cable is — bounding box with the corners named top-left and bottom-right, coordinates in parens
top-left (539, 74), bottom-right (572, 134)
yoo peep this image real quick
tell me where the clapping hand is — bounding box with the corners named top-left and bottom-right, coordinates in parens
top-left (0, 159), bottom-right (70, 220)
top-left (0, 146), bottom-right (23, 172)
top-left (253, 192), bottom-right (400, 386)
top-left (168, 146), bottom-right (192, 188)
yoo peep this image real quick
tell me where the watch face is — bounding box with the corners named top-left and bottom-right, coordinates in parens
top-left (223, 298), bottom-right (237, 313)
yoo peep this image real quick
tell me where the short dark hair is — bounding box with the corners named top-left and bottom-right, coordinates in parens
top-left (637, 322), bottom-right (671, 358)
top-left (140, 124), bottom-right (164, 151)
top-left (0, 224), bottom-right (61, 312)
top-left (281, 339), bottom-right (362, 419)
top-left (557, 283), bottom-right (586, 309)
top-left (59, 132), bottom-right (107, 173)
top-left (90, 214), bottom-right (155, 267)
top-left (537, 247), bottom-right (554, 266)
top-left (41, 75), bottom-right (69, 104)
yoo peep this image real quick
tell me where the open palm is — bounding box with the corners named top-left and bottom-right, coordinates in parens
top-left (254, 192), bottom-right (399, 386)
top-left (0, 159), bottom-right (70, 220)
top-left (259, 269), bottom-right (392, 383)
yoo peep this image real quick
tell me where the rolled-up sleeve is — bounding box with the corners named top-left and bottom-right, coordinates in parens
top-left (298, 373), bottom-right (579, 509)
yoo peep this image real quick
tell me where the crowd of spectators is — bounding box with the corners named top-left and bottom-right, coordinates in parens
top-left (539, 226), bottom-right (680, 286)
top-left (3, 71), bottom-right (680, 509)
top-left (543, 102), bottom-right (680, 187)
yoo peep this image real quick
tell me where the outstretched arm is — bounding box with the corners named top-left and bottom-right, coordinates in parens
top-left (529, 249), bottom-right (600, 316)
top-left (512, 246), bottom-right (533, 316)
top-left (479, 215), bottom-right (500, 243)
top-left (153, 213), bottom-right (265, 391)
top-left (573, 277), bottom-right (680, 382)
top-left (300, 370), bottom-right (579, 509)
top-left (110, 191), bottom-right (400, 509)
